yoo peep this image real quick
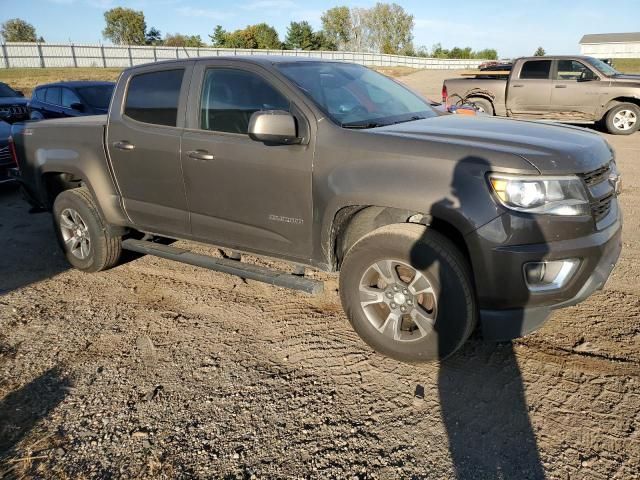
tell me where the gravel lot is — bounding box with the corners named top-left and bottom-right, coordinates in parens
top-left (1, 70), bottom-right (639, 479)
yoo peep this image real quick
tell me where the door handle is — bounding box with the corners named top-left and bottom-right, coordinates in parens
top-left (555, 84), bottom-right (568, 88)
top-left (512, 84), bottom-right (524, 88)
top-left (187, 150), bottom-right (215, 161)
top-left (113, 141), bottom-right (135, 151)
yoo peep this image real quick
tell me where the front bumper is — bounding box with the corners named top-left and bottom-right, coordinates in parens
top-left (467, 204), bottom-right (622, 341)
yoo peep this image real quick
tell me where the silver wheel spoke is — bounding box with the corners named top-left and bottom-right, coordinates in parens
top-left (372, 260), bottom-right (398, 285)
top-left (80, 238), bottom-right (90, 258)
top-left (60, 214), bottom-right (75, 230)
top-left (359, 286), bottom-right (385, 307)
top-left (411, 307), bottom-right (436, 335)
top-left (379, 311), bottom-right (401, 340)
top-left (408, 272), bottom-right (434, 296)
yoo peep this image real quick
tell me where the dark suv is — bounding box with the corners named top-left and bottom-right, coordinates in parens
top-left (29, 81), bottom-right (115, 120)
top-left (0, 82), bottom-right (29, 123)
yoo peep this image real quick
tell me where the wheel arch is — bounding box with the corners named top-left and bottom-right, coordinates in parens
top-left (330, 205), bottom-right (472, 271)
top-left (601, 97), bottom-right (640, 119)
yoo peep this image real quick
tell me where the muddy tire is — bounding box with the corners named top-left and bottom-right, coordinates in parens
top-left (468, 97), bottom-right (494, 115)
top-left (52, 187), bottom-right (122, 272)
top-left (605, 103), bottom-right (640, 135)
top-left (339, 223), bottom-right (477, 363)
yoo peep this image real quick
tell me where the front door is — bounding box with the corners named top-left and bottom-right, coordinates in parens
top-left (549, 59), bottom-right (600, 119)
top-left (106, 64), bottom-right (192, 236)
top-left (507, 59), bottom-right (553, 115)
top-left (181, 62), bottom-right (315, 260)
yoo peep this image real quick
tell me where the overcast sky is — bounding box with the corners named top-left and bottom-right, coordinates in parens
top-left (3, 0), bottom-right (639, 58)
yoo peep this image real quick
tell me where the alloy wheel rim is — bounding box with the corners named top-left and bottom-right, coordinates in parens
top-left (613, 109), bottom-right (637, 131)
top-left (59, 208), bottom-right (91, 260)
top-left (358, 259), bottom-right (438, 342)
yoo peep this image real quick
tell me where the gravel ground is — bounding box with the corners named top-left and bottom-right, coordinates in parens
top-left (0, 70), bottom-right (639, 479)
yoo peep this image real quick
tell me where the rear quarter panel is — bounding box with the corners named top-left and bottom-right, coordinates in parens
top-left (444, 78), bottom-right (508, 115)
top-left (12, 117), bottom-right (128, 226)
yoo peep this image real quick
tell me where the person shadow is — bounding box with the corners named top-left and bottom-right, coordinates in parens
top-left (410, 156), bottom-right (546, 479)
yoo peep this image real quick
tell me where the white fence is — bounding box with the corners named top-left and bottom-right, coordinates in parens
top-left (0, 42), bottom-right (484, 69)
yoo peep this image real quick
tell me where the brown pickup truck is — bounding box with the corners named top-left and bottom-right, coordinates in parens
top-left (443, 56), bottom-right (640, 135)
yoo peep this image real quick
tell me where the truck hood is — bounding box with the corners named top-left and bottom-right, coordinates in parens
top-left (0, 97), bottom-right (28, 107)
top-left (370, 115), bottom-right (612, 174)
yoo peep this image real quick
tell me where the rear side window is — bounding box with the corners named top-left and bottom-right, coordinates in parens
top-left (124, 69), bottom-right (184, 127)
top-left (45, 87), bottom-right (61, 105)
top-left (61, 88), bottom-right (81, 108)
top-left (200, 68), bottom-right (290, 134)
top-left (520, 60), bottom-right (552, 80)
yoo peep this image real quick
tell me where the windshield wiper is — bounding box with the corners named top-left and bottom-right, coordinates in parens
top-left (391, 115), bottom-right (427, 125)
top-left (341, 121), bottom-right (385, 129)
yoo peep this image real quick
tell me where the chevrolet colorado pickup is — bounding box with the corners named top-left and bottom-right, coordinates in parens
top-left (10, 57), bottom-right (622, 362)
top-left (443, 56), bottom-right (640, 135)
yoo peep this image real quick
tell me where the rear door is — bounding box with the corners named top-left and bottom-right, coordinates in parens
top-left (60, 87), bottom-right (83, 117)
top-left (549, 59), bottom-right (600, 118)
top-left (507, 59), bottom-right (553, 115)
top-left (106, 62), bottom-right (194, 236)
top-left (180, 61), bottom-right (315, 259)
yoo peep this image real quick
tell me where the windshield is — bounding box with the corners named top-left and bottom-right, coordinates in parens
top-left (586, 57), bottom-right (620, 77)
top-left (76, 84), bottom-right (115, 110)
top-left (0, 83), bottom-right (19, 98)
top-left (277, 62), bottom-right (435, 128)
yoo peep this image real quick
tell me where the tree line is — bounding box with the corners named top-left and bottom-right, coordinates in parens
top-left (0, 4), bottom-right (507, 59)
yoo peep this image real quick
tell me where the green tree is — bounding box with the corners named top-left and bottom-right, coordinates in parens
top-left (534, 46), bottom-right (546, 56)
top-left (285, 21), bottom-right (315, 50)
top-left (102, 7), bottom-right (146, 45)
top-left (145, 27), bottom-right (162, 46)
top-left (248, 23), bottom-right (282, 49)
top-left (0, 18), bottom-right (38, 42)
top-left (366, 3), bottom-right (414, 55)
top-left (475, 48), bottom-right (498, 60)
top-left (321, 6), bottom-right (351, 50)
top-left (210, 25), bottom-right (227, 47)
top-left (312, 30), bottom-right (337, 51)
top-left (164, 33), bottom-right (204, 48)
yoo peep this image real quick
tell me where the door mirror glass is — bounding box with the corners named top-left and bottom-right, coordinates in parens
top-left (248, 110), bottom-right (300, 145)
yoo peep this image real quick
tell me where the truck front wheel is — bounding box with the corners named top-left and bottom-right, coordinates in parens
top-left (605, 103), bottom-right (640, 135)
top-left (53, 187), bottom-right (122, 272)
top-left (339, 224), bottom-right (477, 362)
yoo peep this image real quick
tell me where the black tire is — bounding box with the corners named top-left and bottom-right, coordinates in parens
top-left (52, 187), bottom-right (122, 272)
top-left (467, 97), bottom-right (494, 115)
top-left (605, 103), bottom-right (640, 135)
top-left (339, 223), bottom-right (477, 363)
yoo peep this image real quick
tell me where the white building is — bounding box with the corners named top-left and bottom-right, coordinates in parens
top-left (580, 32), bottom-right (640, 59)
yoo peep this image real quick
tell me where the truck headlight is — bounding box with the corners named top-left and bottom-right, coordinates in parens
top-left (489, 174), bottom-right (589, 215)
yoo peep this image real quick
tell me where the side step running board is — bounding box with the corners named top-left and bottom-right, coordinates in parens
top-left (122, 238), bottom-right (324, 295)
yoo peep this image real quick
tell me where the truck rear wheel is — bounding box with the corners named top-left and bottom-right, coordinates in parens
top-left (53, 187), bottom-right (122, 272)
top-left (339, 224), bottom-right (476, 362)
top-left (605, 103), bottom-right (640, 135)
top-left (468, 97), bottom-right (494, 115)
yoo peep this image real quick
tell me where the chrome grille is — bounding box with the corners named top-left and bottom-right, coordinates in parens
top-left (592, 193), bottom-right (613, 222)
top-left (580, 162), bottom-right (615, 224)
top-left (580, 163), bottom-right (611, 186)
top-left (0, 105), bottom-right (28, 117)
top-left (0, 146), bottom-right (12, 166)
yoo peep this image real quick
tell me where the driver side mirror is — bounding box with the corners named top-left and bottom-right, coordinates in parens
top-left (578, 70), bottom-right (598, 82)
top-left (70, 102), bottom-right (85, 112)
top-left (248, 110), bottom-right (300, 145)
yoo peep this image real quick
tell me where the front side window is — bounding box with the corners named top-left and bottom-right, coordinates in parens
top-left (124, 69), bottom-right (184, 127)
top-left (33, 88), bottom-right (45, 101)
top-left (520, 60), bottom-right (552, 80)
top-left (0, 83), bottom-right (18, 98)
top-left (200, 68), bottom-right (290, 134)
top-left (62, 88), bottom-right (82, 108)
top-left (45, 87), bottom-right (61, 105)
top-left (556, 60), bottom-right (595, 81)
top-left (277, 62), bottom-right (435, 128)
